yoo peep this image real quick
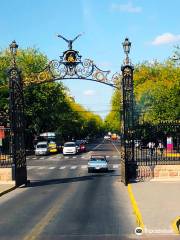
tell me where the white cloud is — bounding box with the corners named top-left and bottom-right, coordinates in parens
top-left (83, 90), bottom-right (96, 96)
top-left (151, 33), bottom-right (180, 45)
top-left (111, 2), bottom-right (142, 13)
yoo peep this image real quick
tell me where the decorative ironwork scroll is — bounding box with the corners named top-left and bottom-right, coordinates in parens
top-left (23, 48), bottom-right (119, 89)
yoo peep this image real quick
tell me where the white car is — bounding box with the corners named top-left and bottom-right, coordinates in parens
top-left (63, 142), bottom-right (78, 155)
top-left (104, 135), bottom-right (111, 141)
top-left (35, 141), bottom-right (49, 156)
top-left (88, 155), bottom-right (108, 173)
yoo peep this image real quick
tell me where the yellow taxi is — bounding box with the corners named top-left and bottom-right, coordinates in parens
top-left (48, 142), bottom-right (58, 153)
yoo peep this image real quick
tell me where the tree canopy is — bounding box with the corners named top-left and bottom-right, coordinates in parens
top-left (0, 47), bottom-right (104, 147)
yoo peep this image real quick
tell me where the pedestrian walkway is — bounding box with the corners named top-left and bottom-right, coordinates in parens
top-left (129, 181), bottom-right (180, 236)
top-left (27, 164), bottom-right (120, 170)
top-left (26, 155), bottom-right (120, 160)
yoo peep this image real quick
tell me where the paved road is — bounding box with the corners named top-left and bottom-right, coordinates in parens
top-left (0, 141), bottom-right (137, 240)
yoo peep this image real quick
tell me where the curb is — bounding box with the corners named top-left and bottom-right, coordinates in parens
top-left (0, 186), bottom-right (16, 197)
top-left (172, 216), bottom-right (180, 234)
top-left (127, 184), bottom-right (144, 229)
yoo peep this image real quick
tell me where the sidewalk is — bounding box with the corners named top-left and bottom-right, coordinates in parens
top-left (129, 180), bottom-right (180, 236)
top-left (0, 182), bottom-right (16, 197)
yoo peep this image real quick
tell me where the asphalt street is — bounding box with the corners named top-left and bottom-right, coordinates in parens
top-left (0, 141), bottom-right (137, 240)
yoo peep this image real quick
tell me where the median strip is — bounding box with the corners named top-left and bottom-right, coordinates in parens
top-left (127, 184), bottom-right (144, 229)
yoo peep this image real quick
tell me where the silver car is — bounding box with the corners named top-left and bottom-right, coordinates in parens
top-left (35, 141), bottom-right (50, 156)
top-left (88, 155), bottom-right (108, 173)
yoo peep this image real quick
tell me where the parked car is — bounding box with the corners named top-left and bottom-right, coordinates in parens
top-left (63, 142), bottom-right (78, 155)
top-left (104, 135), bottom-right (111, 141)
top-left (76, 140), bottom-right (86, 153)
top-left (88, 155), bottom-right (108, 173)
top-left (35, 141), bottom-right (50, 156)
top-left (48, 141), bottom-right (58, 154)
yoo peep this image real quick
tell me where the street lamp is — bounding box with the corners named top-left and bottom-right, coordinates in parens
top-left (9, 40), bottom-right (18, 67)
top-left (122, 37), bottom-right (131, 65)
top-left (121, 37), bottom-right (135, 185)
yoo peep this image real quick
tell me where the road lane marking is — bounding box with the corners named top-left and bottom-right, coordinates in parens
top-left (38, 166), bottom-right (46, 169)
top-left (127, 184), bottom-right (144, 229)
top-left (81, 165), bottom-right (87, 169)
top-left (64, 156), bottom-right (69, 159)
top-left (72, 156), bottom-right (77, 158)
top-left (70, 166), bottom-right (77, 169)
top-left (48, 167), bottom-right (55, 169)
top-left (85, 142), bottom-right (103, 158)
top-left (32, 157), bottom-right (36, 160)
top-left (113, 164), bottom-right (119, 169)
top-left (59, 166), bottom-right (66, 169)
top-left (27, 166), bottom-right (35, 170)
top-left (111, 142), bottom-right (121, 155)
top-left (23, 184), bottom-right (78, 240)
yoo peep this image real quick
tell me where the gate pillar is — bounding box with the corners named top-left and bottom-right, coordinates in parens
top-left (120, 38), bottom-right (136, 185)
top-left (8, 41), bottom-right (27, 187)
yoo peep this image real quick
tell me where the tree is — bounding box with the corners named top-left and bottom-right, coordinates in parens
top-left (104, 78), bottom-right (122, 133)
top-left (134, 60), bottom-right (180, 123)
top-left (0, 47), bottom-right (104, 147)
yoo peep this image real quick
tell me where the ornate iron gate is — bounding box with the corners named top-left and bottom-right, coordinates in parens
top-left (2, 36), bottom-right (125, 186)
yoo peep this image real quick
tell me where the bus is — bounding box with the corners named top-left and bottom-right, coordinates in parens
top-left (34, 132), bottom-right (64, 153)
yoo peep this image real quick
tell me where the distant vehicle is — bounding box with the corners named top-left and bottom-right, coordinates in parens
top-left (63, 142), bottom-right (77, 155)
top-left (48, 141), bottom-right (58, 154)
top-left (104, 135), bottom-right (111, 141)
top-left (34, 132), bottom-right (64, 153)
top-left (35, 141), bottom-right (50, 156)
top-left (111, 133), bottom-right (117, 141)
top-left (76, 140), bottom-right (86, 153)
top-left (88, 155), bottom-right (108, 173)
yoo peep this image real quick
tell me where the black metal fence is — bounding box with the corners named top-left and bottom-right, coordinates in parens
top-left (0, 127), bottom-right (13, 167)
top-left (134, 121), bottom-right (180, 165)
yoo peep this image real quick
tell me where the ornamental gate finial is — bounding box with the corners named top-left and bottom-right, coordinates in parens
top-left (57, 33), bottom-right (84, 50)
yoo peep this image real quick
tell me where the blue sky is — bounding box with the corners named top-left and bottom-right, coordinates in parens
top-left (0, 0), bottom-right (180, 118)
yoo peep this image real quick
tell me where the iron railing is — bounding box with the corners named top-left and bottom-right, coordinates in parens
top-left (133, 122), bottom-right (180, 165)
top-left (0, 127), bottom-right (13, 167)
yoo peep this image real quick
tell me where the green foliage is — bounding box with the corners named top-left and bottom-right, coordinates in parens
top-left (105, 46), bottom-right (180, 131)
top-left (104, 88), bottom-right (122, 133)
top-left (0, 47), bottom-right (104, 146)
top-left (134, 60), bottom-right (180, 122)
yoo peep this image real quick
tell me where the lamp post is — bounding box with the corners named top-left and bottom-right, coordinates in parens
top-left (121, 38), bottom-right (135, 185)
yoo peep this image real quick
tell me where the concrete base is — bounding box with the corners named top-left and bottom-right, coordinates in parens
top-left (0, 167), bottom-right (15, 183)
top-left (137, 165), bottom-right (180, 181)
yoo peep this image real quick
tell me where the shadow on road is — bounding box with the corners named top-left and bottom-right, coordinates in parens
top-left (23, 171), bottom-right (116, 188)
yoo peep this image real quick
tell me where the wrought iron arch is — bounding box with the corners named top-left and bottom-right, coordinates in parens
top-left (23, 50), bottom-right (120, 89)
